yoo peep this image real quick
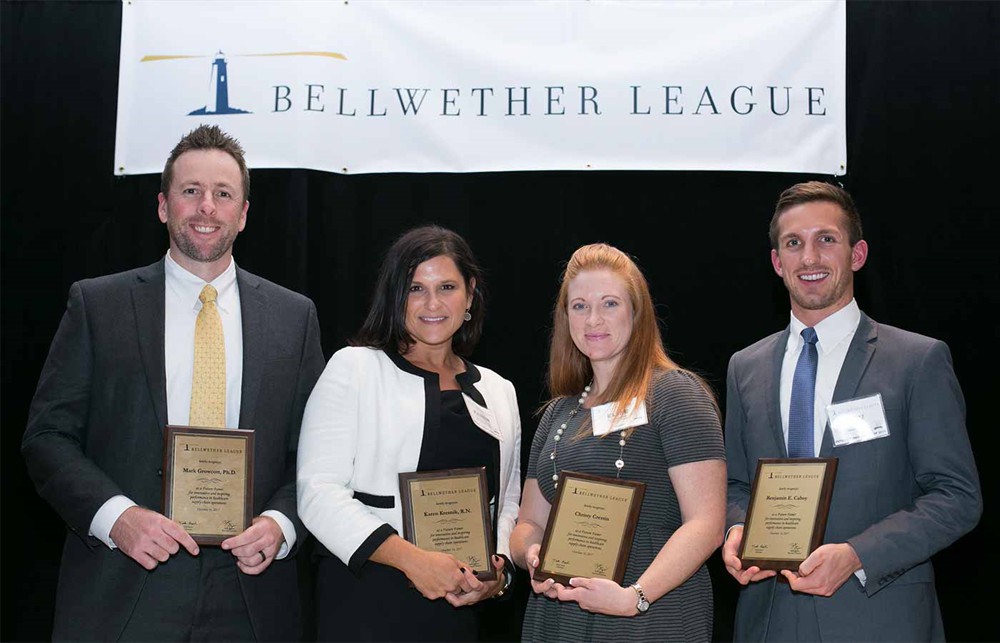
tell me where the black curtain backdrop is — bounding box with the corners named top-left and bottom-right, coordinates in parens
top-left (3, 2), bottom-right (998, 641)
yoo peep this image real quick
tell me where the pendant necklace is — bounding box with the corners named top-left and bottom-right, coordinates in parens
top-left (550, 383), bottom-right (629, 488)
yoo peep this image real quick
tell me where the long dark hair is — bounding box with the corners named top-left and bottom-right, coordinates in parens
top-left (351, 225), bottom-right (486, 356)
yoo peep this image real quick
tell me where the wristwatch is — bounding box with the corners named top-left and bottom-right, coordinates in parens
top-left (630, 582), bottom-right (649, 614)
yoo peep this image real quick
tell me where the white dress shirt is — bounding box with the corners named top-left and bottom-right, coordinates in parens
top-left (780, 299), bottom-right (861, 456)
top-left (90, 253), bottom-right (295, 556)
top-left (779, 298), bottom-right (867, 583)
top-left (164, 252), bottom-right (244, 429)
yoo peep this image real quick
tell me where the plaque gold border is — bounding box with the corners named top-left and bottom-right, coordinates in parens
top-left (162, 425), bottom-right (255, 546)
top-left (399, 467), bottom-right (497, 581)
top-left (738, 457), bottom-right (838, 571)
top-left (535, 471), bottom-right (646, 585)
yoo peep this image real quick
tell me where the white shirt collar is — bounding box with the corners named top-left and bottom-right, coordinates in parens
top-left (163, 252), bottom-right (238, 313)
top-left (787, 298), bottom-right (861, 355)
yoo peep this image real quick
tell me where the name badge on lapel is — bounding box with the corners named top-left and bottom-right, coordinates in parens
top-left (826, 393), bottom-right (890, 447)
top-left (463, 395), bottom-right (501, 439)
top-left (591, 398), bottom-right (648, 437)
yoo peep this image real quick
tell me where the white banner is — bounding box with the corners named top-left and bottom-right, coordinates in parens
top-left (115, 0), bottom-right (846, 176)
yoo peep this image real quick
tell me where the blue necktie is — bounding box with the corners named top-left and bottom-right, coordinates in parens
top-left (788, 327), bottom-right (819, 458)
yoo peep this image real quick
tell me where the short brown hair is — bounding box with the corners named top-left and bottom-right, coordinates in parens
top-left (160, 125), bottom-right (250, 201)
top-left (769, 181), bottom-right (863, 249)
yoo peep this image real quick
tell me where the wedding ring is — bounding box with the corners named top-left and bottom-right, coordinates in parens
top-left (259, 550), bottom-right (266, 563)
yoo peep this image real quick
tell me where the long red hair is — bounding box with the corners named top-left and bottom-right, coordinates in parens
top-left (548, 244), bottom-right (679, 433)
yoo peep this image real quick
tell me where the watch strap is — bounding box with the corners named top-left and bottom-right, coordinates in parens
top-left (630, 582), bottom-right (649, 613)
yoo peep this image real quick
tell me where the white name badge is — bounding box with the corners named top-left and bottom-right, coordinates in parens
top-left (591, 398), bottom-right (648, 437)
top-left (463, 395), bottom-right (501, 440)
top-left (826, 393), bottom-right (890, 447)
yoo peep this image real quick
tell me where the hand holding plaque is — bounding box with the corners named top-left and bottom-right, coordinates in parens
top-left (399, 467), bottom-right (496, 581)
top-left (534, 471), bottom-right (645, 585)
top-left (738, 458), bottom-right (837, 571)
top-left (162, 425), bottom-right (254, 545)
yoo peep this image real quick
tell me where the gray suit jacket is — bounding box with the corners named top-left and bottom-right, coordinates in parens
top-left (22, 259), bottom-right (326, 641)
top-left (725, 313), bottom-right (981, 641)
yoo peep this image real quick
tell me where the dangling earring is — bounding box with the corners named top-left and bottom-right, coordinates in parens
top-left (463, 309), bottom-right (472, 322)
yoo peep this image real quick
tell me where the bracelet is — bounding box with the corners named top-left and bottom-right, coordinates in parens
top-left (493, 555), bottom-right (515, 598)
top-left (493, 566), bottom-right (513, 598)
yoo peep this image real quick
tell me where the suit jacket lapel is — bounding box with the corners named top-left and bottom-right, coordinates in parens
top-left (238, 268), bottom-right (266, 428)
top-left (769, 329), bottom-right (790, 458)
top-left (820, 313), bottom-right (877, 457)
top-left (132, 260), bottom-right (168, 432)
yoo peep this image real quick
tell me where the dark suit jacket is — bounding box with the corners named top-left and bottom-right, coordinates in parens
top-left (725, 313), bottom-right (981, 641)
top-left (22, 259), bottom-right (326, 641)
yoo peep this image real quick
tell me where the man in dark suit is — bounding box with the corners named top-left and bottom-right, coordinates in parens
top-left (22, 125), bottom-right (325, 641)
top-left (722, 182), bottom-right (981, 641)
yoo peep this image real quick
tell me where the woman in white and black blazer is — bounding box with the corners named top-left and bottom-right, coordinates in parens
top-left (298, 226), bottom-right (521, 642)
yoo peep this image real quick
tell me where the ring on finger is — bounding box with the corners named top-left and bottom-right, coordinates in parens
top-left (258, 550), bottom-right (266, 564)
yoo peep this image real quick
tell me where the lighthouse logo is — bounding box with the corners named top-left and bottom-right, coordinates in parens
top-left (139, 50), bottom-right (347, 116)
top-left (189, 51), bottom-right (250, 115)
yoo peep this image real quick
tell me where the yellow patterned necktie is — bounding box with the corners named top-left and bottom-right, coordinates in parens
top-left (190, 284), bottom-right (226, 428)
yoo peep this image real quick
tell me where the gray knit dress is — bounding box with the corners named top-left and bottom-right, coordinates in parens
top-left (522, 369), bottom-right (725, 642)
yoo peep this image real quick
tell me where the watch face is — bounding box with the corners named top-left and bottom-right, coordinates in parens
top-left (638, 598), bottom-right (649, 612)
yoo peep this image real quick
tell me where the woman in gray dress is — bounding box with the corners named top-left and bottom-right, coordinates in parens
top-left (510, 243), bottom-right (726, 642)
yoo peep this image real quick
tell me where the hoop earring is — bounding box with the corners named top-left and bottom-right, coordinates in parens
top-left (463, 310), bottom-right (472, 322)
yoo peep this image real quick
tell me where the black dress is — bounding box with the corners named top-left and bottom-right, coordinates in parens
top-left (316, 356), bottom-right (501, 642)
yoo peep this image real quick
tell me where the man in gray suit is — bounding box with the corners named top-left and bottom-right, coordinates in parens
top-left (22, 125), bottom-right (325, 641)
top-left (722, 182), bottom-right (981, 641)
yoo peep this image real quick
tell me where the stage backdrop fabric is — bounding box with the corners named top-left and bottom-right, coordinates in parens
top-left (115, 0), bottom-right (846, 176)
top-left (4, 2), bottom-right (997, 642)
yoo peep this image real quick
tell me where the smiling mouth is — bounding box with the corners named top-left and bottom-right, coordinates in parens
top-left (192, 224), bottom-right (219, 234)
top-left (419, 316), bottom-right (447, 322)
top-left (798, 272), bottom-right (829, 282)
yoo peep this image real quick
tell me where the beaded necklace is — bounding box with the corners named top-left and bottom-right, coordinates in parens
top-left (549, 383), bottom-right (629, 488)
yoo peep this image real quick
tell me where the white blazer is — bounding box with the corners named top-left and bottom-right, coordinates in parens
top-left (297, 346), bottom-right (521, 571)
